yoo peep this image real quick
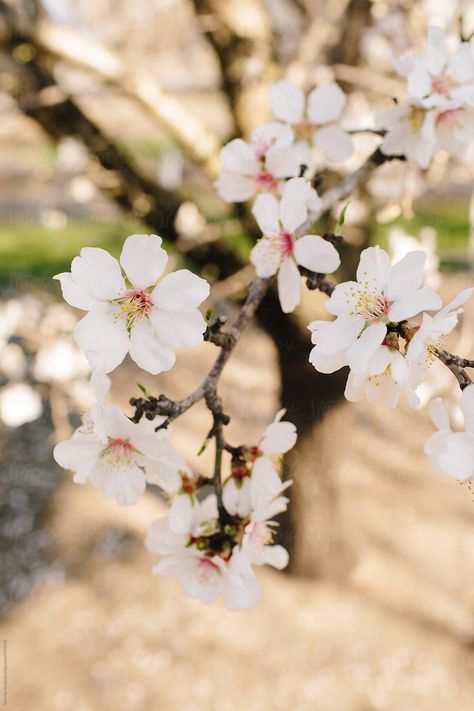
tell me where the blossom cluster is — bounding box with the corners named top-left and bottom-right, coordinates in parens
top-left (377, 27), bottom-right (474, 167)
top-left (49, 25), bottom-right (474, 611)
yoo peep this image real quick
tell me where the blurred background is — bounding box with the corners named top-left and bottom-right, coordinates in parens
top-left (1, 0), bottom-right (474, 709)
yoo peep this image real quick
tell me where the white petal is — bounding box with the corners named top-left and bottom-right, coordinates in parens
top-left (277, 257), bottom-right (301, 313)
top-left (313, 315), bottom-right (365, 355)
top-left (309, 347), bottom-right (348, 373)
top-left (120, 234), bottom-right (168, 289)
top-left (151, 270), bottom-right (210, 311)
top-left (262, 544), bottom-right (289, 570)
top-left (214, 170), bottom-right (256, 202)
top-left (260, 420), bottom-right (297, 455)
top-left (315, 126), bottom-right (353, 162)
top-left (251, 122), bottom-right (294, 148)
top-left (74, 306), bottom-right (130, 374)
top-left (250, 238), bottom-right (281, 277)
top-left (145, 517), bottom-right (188, 554)
top-left (307, 82), bottom-right (346, 124)
top-left (90, 462), bottom-right (146, 506)
top-left (265, 144), bottom-right (302, 178)
top-left (53, 272), bottom-right (99, 310)
top-left (407, 67), bottom-right (432, 100)
top-left (149, 309), bottom-right (206, 348)
top-left (294, 235), bottom-right (340, 273)
top-left (460, 385), bottom-right (474, 434)
top-left (347, 322), bottom-right (387, 376)
top-left (222, 478), bottom-right (252, 518)
top-left (269, 80), bottom-right (305, 123)
top-left (385, 250), bottom-right (427, 301)
top-left (128, 318), bottom-right (176, 374)
top-left (53, 435), bottom-right (102, 483)
top-left (71, 247), bottom-right (125, 301)
top-left (425, 26), bottom-right (449, 76)
top-left (357, 246), bottom-right (391, 290)
top-left (280, 178), bottom-right (311, 232)
top-left (169, 495), bottom-right (194, 535)
top-left (325, 281), bottom-right (360, 316)
top-left (220, 138), bottom-right (259, 174)
top-left (435, 432), bottom-right (474, 480)
top-left (388, 286), bottom-right (442, 322)
top-left (428, 397), bottom-right (450, 431)
top-left (252, 193), bottom-right (280, 235)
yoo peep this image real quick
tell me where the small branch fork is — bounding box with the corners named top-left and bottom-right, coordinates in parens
top-left (130, 146), bottom-right (473, 500)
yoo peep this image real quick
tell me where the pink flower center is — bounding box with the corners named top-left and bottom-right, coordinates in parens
top-left (431, 74), bottom-right (453, 96)
top-left (255, 171), bottom-right (278, 192)
top-left (254, 139), bottom-right (272, 159)
top-left (197, 557), bottom-right (220, 581)
top-left (101, 437), bottom-right (134, 464)
top-left (277, 231), bottom-right (295, 257)
top-left (115, 288), bottom-right (154, 330)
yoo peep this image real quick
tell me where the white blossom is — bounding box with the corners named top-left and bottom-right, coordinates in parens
top-left (269, 80), bottom-right (353, 162)
top-left (54, 234), bottom-right (209, 374)
top-left (425, 385), bottom-right (474, 480)
top-left (214, 122), bottom-right (302, 203)
top-left (54, 403), bottom-right (183, 506)
top-left (309, 246), bottom-right (441, 383)
top-left (250, 178), bottom-right (340, 312)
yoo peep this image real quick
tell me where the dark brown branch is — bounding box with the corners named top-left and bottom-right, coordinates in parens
top-left (436, 350), bottom-right (473, 390)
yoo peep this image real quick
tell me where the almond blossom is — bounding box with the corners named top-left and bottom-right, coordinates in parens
top-left (309, 246), bottom-right (441, 383)
top-left (54, 402), bottom-right (183, 506)
top-left (145, 499), bottom-right (261, 610)
top-left (54, 234), bottom-right (210, 374)
top-left (376, 103), bottom-right (437, 168)
top-left (406, 288), bottom-right (474, 387)
top-left (250, 178), bottom-right (340, 313)
top-left (269, 80), bottom-right (353, 162)
top-left (425, 385), bottom-right (474, 481)
top-left (397, 27), bottom-right (474, 110)
top-left (214, 122), bottom-right (302, 203)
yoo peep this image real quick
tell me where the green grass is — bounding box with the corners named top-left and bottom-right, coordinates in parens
top-left (372, 197), bottom-right (470, 254)
top-left (0, 220), bottom-right (146, 283)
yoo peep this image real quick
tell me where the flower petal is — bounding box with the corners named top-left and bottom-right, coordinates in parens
top-left (460, 384), bottom-right (474, 434)
top-left (149, 308), bottom-right (206, 348)
top-left (252, 193), bottom-right (280, 235)
top-left (280, 178), bottom-right (311, 233)
top-left (385, 250), bottom-right (427, 300)
top-left (220, 138), bottom-right (259, 174)
top-left (315, 126), bottom-right (353, 162)
top-left (294, 234), bottom-right (340, 273)
top-left (71, 247), bottom-right (125, 301)
top-left (214, 170), bottom-right (256, 202)
top-left (357, 246), bottom-right (392, 290)
top-left (307, 82), bottom-right (346, 124)
top-left (428, 397), bottom-right (450, 431)
top-left (250, 238), bottom-right (281, 278)
top-left (53, 435), bottom-right (102, 484)
top-left (120, 234), bottom-right (168, 289)
top-left (53, 272), bottom-right (100, 311)
top-left (151, 269), bottom-right (210, 312)
top-left (388, 285), bottom-right (442, 321)
top-left (277, 257), bottom-right (301, 313)
top-left (347, 322), bottom-right (387, 377)
top-left (128, 318), bottom-right (176, 374)
top-left (260, 420), bottom-right (297, 456)
top-left (269, 80), bottom-right (305, 123)
top-left (74, 306), bottom-right (130, 373)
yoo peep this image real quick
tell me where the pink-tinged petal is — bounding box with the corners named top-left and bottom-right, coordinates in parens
top-left (151, 269), bottom-right (210, 312)
top-left (277, 257), bottom-right (301, 313)
top-left (460, 385), bottom-right (474, 434)
top-left (53, 435), bottom-right (102, 483)
top-left (260, 420), bottom-right (297, 455)
top-left (71, 247), bottom-right (125, 301)
top-left (74, 306), bottom-right (130, 373)
top-left (357, 246), bottom-right (391, 290)
top-left (269, 80), bottom-right (305, 124)
top-left (252, 193), bottom-right (280, 235)
top-left (214, 170), bottom-right (256, 202)
top-left (53, 272), bottom-right (100, 311)
top-left (149, 308), bottom-right (206, 348)
top-left (309, 347), bottom-right (348, 374)
top-left (314, 315), bottom-right (365, 355)
top-left (250, 238), bottom-right (281, 278)
top-left (265, 144), bottom-right (302, 178)
top-left (347, 322), bottom-right (387, 376)
top-left (294, 234), bottom-right (340, 273)
top-left (307, 82), bottom-right (346, 124)
top-left (315, 126), bottom-right (353, 162)
top-left (120, 234), bottom-right (168, 289)
top-left (425, 26), bottom-right (449, 76)
top-left (388, 285), bottom-right (442, 321)
top-left (385, 250), bottom-right (427, 300)
top-left (220, 138), bottom-right (259, 175)
top-left (280, 178), bottom-right (311, 233)
top-left (128, 318), bottom-right (176, 374)
top-left (428, 397), bottom-right (451, 432)
top-left (251, 122), bottom-right (294, 148)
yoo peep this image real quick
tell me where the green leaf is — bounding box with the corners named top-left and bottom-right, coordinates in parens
top-left (335, 202), bottom-right (350, 235)
top-left (197, 438), bottom-right (210, 456)
top-left (205, 307), bottom-right (213, 323)
top-left (137, 383), bottom-right (149, 397)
